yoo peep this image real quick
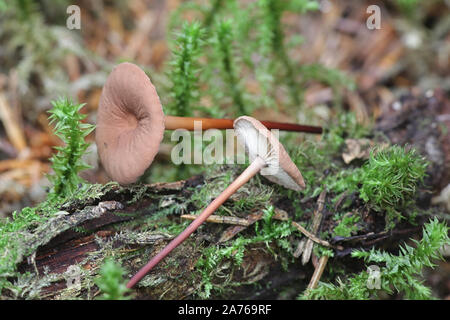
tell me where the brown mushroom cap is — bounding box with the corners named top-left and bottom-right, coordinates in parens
top-left (233, 116), bottom-right (306, 191)
top-left (96, 62), bottom-right (165, 184)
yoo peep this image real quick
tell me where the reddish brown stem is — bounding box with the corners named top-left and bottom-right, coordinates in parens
top-left (126, 156), bottom-right (267, 288)
top-left (164, 115), bottom-right (322, 134)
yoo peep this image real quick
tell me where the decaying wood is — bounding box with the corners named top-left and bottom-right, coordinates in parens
top-left (3, 91), bottom-right (448, 300)
top-left (12, 178), bottom-right (312, 300)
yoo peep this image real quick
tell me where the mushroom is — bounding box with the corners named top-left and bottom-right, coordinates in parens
top-left (126, 116), bottom-right (305, 288)
top-left (96, 62), bottom-right (321, 184)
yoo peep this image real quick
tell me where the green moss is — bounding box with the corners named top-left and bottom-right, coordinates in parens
top-left (360, 145), bottom-right (428, 226)
top-left (203, 0), bottom-right (225, 27)
top-left (195, 206), bottom-right (298, 298)
top-left (188, 167), bottom-right (234, 211)
top-left (95, 258), bottom-right (131, 300)
top-left (212, 19), bottom-right (248, 115)
top-left (166, 21), bottom-right (205, 117)
top-left (280, 112), bottom-right (369, 204)
top-left (71, 182), bottom-right (120, 203)
top-left (47, 97), bottom-right (95, 201)
top-left (322, 112), bottom-right (372, 153)
top-left (157, 219), bottom-right (191, 236)
top-left (303, 218), bottom-right (450, 300)
top-left (0, 200), bottom-right (60, 292)
top-left (282, 111), bottom-right (427, 223)
top-left (332, 213), bottom-right (361, 238)
top-left (187, 165), bottom-right (274, 217)
top-left (257, 0), bottom-right (320, 106)
top-left (165, 0), bottom-right (350, 118)
top-left (1, 96), bottom-right (98, 293)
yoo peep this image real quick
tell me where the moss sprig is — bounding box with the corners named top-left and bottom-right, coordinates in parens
top-left (203, 0), bottom-right (224, 28)
top-left (257, 0), bottom-right (319, 106)
top-left (47, 97), bottom-right (94, 201)
top-left (213, 19), bottom-right (248, 116)
top-left (167, 21), bottom-right (205, 117)
top-left (95, 259), bottom-right (131, 300)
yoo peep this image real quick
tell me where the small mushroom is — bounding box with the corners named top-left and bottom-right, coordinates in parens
top-left (96, 62), bottom-right (321, 184)
top-left (126, 116), bottom-right (305, 288)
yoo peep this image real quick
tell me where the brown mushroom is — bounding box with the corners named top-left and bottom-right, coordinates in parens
top-left (126, 116), bottom-right (305, 288)
top-left (96, 62), bottom-right (321, 184)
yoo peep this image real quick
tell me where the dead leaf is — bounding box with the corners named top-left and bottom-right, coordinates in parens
top-left (342, 138), bottom-right (373, 164)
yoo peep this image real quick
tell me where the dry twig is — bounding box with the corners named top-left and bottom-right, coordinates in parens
top-left (307, 255), bottom-right (329, 290)
top-left (295, 191), bottom-right (327, 264)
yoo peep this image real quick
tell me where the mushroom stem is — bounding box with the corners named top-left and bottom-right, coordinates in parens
top-left (126, 156), bottom-right (267, 288)
top-left (164, 115), bottom-right (322, 134)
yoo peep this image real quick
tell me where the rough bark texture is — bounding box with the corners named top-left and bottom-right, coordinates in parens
top-left (5, 90), bottom-right (450, 300)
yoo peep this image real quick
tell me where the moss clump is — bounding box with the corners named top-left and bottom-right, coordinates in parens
top-left (360, 145), bottom-right (427, 226)
top-left (284, 112), bottom-right (427, 225)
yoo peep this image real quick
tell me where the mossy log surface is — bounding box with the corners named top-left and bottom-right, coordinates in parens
top-left (6, 91), bottom-right (449, 300)
top-left (13, 178), bottom-right (312, 299)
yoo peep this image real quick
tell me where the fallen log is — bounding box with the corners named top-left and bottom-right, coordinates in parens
top-left (2, 90), bottom-right (448, 300)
